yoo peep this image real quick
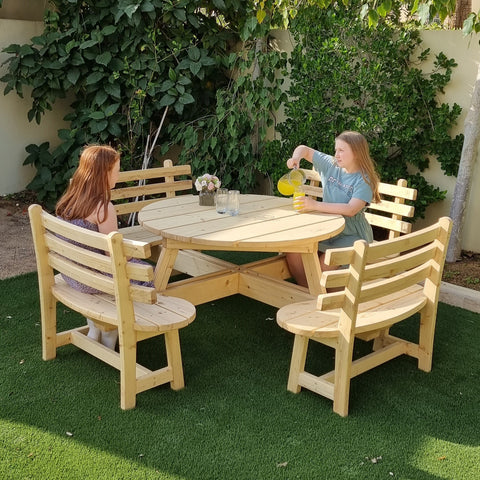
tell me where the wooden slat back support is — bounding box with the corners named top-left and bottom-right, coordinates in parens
top-left (29, 205), bottom-right (156, 305)
top-left (111, 159), bottom-right (193, 217)
top-left (319, 217), bottom-right (452, 308)
top-left (299, 168), bottom-right (417, 240)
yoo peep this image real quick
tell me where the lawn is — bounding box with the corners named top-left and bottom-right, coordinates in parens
top-left (1, 271), bottom-right (479, 479)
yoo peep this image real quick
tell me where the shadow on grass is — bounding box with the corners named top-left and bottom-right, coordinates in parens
top-left (1, 272), bottom-right (479, 479)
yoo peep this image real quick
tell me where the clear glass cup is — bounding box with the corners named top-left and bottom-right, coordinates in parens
top-left (227, 190), bottom-right (240, 216)
top-left (215, 188), bottom-right (229, 214)
top-left (293, 188), bottom-right (305, 212)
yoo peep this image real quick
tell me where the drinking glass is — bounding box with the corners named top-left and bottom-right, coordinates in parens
top-left (227, 190), bottom-right (240, 216)
top-left (216, 188), bottom-right (229, 214)
top-left (293, 188), bottom-right (305, 212)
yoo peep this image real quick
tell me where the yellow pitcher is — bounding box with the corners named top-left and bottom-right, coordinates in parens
top-left (277, 169), bottom-right (306, 196)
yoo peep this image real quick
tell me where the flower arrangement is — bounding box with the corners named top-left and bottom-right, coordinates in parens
top-left (195, 173), bottom-right (221, 193)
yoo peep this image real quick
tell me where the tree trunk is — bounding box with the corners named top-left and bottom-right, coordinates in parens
top-left (446, 62), bottom-right (480, 262)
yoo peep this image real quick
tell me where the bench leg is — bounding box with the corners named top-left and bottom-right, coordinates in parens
top-left (119, 330), bottom-right (138, 410)
top-left (287, 335), bottom-right (309, 393)
top-left (165, 329), bottom-right (185, 391)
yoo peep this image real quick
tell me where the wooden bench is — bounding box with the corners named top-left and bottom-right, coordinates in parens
top-left (111, 159), bottom-right (192, 260)
top-left (28, 204), bottom-right (196, 410)
top-left (299, 168), bottom-right (417, 240)
top-left (277, 216), bottom-right (452, 416)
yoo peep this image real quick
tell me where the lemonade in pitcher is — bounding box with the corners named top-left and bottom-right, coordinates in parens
top-left (277, 169), bottom-right (306, 196)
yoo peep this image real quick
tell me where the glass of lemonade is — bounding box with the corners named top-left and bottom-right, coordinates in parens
top-left (293, 188), bottom-right (305, 212)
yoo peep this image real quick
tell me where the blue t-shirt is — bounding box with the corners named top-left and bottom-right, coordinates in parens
top-left (312, 150), bottom-right (373, 250)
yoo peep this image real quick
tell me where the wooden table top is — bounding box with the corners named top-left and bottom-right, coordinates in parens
top-left (139, 194), bottom-right (345, 253)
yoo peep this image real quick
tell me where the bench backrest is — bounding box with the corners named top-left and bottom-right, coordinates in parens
top-left (28, 204), bottom-right (157, 312)
top-left (318, 216), bottom-right (452, 332)
top-left (299, 168), bottom-right (417, 239)
top-left (111, 159), bottom-right (192, 216)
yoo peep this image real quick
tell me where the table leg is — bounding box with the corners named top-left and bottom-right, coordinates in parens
top-left (301, 251), bottom-right (326, 295)
top-left (154, 247), bottom-right (179, 291)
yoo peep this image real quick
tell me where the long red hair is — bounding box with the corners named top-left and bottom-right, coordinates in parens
top-left (56, 145), bottom-right (120, 222)
top-left (336, 131), bottom-right (381, 203)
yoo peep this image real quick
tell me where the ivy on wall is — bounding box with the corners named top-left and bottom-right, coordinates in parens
top-left (1, 1), bottom-right (463, 219)
top-left (1, 0), bottom-right (286, 207)
top-left (258, 4), bottom-right (463, 219)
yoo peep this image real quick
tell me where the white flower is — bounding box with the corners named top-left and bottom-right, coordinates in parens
top-left (195, 173), bottom-right (221, 192)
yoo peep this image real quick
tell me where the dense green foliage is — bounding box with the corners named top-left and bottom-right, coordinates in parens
top-left (1, 0), bottom-right (286, 207)
top-left (259, 5), bottom-right (463, 218)
top-left (1, 1), bottom-right (463, 217)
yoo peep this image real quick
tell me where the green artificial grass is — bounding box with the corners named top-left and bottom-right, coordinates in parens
top-left (1, 268), bottom-right (479, 480)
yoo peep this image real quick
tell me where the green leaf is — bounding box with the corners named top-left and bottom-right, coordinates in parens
top-left (70, 52), bottom-right (84, 66)
top-left (101, 25), bottom-right (117, 36)
top-left (89, 118), bottom-right (108, 134)
top-left (86, 71), bottom-right (105, 85)
top-left (173, 9), bottom-right (186, 22)
top-left (188, 46), bottom-right (201, 62)
top-left (104, 103), bottom-right (120, 117)
top-left (125, 4), bottom-right (139, 18)
top-left (179, 93), bottom-right (195, 105)
top-left (96, 52), bottom-right (112, 67)
top-left (89, 111), bottom-right (105, 120)
top-left (160, 80), bottom-right (175, 92)
top-left (108, 120), bottom-right (122, 137)
top-left (94, 89), bottom-right (109, 106)
top-left (80, 39), bottom-right (98, 49)
top-left (417, 4), bottom-right (430, 25)
top-left (159, 94), bottom-right (176, 107)
top-left (189, 61), bottom-right (202, 76)
top-left (104, 83), bottom-right (121, 98)
top-left (19, 45), bottom-right (34, 56)
top-left (462, 13), bottom-right (475, 36)
top-left (67, 68), bottom-right (80, 86)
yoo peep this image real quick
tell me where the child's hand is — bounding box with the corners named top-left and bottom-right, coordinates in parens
top-left (294, 196), bottom-right (316, 213)
top-left (287, 157), bottom-right (300, 169)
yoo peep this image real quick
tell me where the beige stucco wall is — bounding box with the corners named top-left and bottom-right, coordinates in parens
top-left (0, 0), bottom-right (46, 21)
top-left (0, 19), bottom-right (70, 196)
top-left (414, 30), bottom-right (480, 253)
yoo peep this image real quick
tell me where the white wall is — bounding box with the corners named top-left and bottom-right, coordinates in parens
top-left (0, 19), bottom-right (71, 196)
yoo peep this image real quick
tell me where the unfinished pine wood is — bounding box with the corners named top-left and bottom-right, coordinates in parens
top-left (111, 159), bottom-right (193, 262)
top-left (276, 217), bottom-right (452, 416)
top-left (29, 204), bottom-right (196, 410)
top-left (138, 194), bottom-right (345, 305)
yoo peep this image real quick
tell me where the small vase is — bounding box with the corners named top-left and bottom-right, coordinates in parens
top-left (199, 191), bottom-right (215, 206)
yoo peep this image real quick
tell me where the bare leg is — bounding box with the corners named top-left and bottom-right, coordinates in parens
top-left (286, 251), bottom-right (338, 287)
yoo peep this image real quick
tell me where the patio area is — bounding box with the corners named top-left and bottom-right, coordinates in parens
top-left (1, 256), bottom-right (479, 478)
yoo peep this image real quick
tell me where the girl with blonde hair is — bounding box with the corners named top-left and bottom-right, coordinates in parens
top-left (285, 131), bottom-right (381, 287)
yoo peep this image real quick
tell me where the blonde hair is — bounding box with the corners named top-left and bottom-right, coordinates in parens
top-left (56, 145), bottom-right (120, 222)
top-left (336, 131), bottom-right (381, 203)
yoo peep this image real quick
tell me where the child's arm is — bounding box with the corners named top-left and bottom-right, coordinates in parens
top-left (287, 145), bottom-right (315, 169)
top-left (96, 202), bottom-right (118, 234)
top-left (300, 196), bottom-right (367, 218)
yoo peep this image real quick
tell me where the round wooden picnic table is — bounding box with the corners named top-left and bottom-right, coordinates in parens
top-left (139, 194), bottom-right (345, 306)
